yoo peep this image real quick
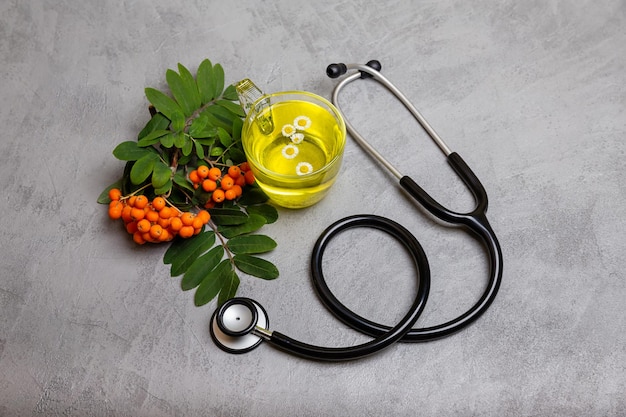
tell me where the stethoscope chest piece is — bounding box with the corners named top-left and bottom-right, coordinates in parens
top-left (210, 298), bottom-right (269, 354)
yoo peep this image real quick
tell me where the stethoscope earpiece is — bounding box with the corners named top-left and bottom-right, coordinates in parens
top-left (326, 63), bottom-right (347, 78)
top-left (326, 60), bottom-right (382, 79)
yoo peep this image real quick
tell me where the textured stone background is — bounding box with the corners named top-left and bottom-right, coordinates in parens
top-left (1, 0), bottom-right (625, 415)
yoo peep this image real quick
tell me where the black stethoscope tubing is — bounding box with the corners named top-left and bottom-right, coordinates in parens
top-left (318, 61), bottom-right (503, 342)
top-left (210, 61), bottom-right (503, 360)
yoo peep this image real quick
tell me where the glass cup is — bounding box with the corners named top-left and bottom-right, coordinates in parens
top-left (240, 88), bottom-right (346, 209)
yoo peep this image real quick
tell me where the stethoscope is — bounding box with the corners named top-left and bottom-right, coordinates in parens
top-left (210, 60), bottom-right (503, 361)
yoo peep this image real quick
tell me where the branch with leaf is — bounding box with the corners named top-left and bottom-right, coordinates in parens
top-left (98, 59), bottom-right (280, 307)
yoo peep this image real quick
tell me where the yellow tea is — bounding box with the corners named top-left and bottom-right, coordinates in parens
top-left (242, 96), bottom-right (345, 208)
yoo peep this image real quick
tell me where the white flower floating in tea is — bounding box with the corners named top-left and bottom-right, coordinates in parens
top-left (281, 124), bottom-right (296, 137)
top-left (296, 162), bottom-right (313, 176)
top-left (293, 115), bottom-right (312, 130)
top-left (281, 143), bottom-right (299, 159)
top-left (280, 115), bottom-right (313, 175)
top-left (290, 133), bottom-right (304, 144)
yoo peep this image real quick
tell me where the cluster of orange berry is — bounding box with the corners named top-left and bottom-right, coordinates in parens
top-left (189, 163), bottom-right (255, 208)
top-left (107, 189), bottom-right (211, 245)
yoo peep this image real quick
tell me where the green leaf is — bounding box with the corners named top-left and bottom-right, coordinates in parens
top-left (209, 146), bottom-right (224, 157)
top-left (145, 87), bottom-right (183, 120)
top-left (137, 129), bottom-right (170, 147)
top-left (216, 99), bottom-right (245, 117)
top-left (193, 126), bottom-right (218, 140)
top-left (98, 178), bottom-right (123, 204)
top-left (217, 127), bottom-right (233, 147)
top-left (218, 272), bottom-right (240, 306)
top-left (208, 207), bottom-right (248, 225)
top-left (178, 63), bottom-right (202, 110)
top-left (227, 234), bottom-right (277, 254)
top-left (174, 132), bottom-right (186, 148)
top-left (189, 115), bottom-right (208, 137)
top-left (231, 117), bottom-right (243, 141)
top-left (173, 170), bottom-right (195, 192)
top-left (112, 141), bottom-right (152, 161)
top-left (182, 136), bottom-right (194, 156)
top-left (164, 230), bottom-right (216, 273)
top-left (218, 214), bottom-right (267, 239)
top-left (237, 187), bottom-right (269, 205)
top-left (222, 84), bottom-right (238, 101)
top-left (160, 132), bottom-right (175, 148)
top-left (213, 63), bottom-right (225, 98)
top-left (130, 153), bottom-right (158, 184)
top-left (170, 110), bottom-right (186, 132)
top-left (181, 245), bottom-right (224, 290)
top-left (138, 113), bottom-right (171, 140)
top-left (152, 161), bottom-right (171, 189)
top-left (194, 140), bottom-right (205, 159)
top-left (204, 105), bottom-right (239, 129)
top-left (154, 179), bottom-right (172, 195)
top-left (233, 255), bottom-right (279, 280)
top-left (246, 204), bottom-right (279, 224)
top-left (194, 260), bottom-right (232, 306)
top-left (196, 59), bottom-right (216, 104)
top-left (166, 68), bottom-right (196, 117)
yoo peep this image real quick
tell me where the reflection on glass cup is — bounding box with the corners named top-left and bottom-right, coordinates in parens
top-left (240, 90), bottom-right (346, 209)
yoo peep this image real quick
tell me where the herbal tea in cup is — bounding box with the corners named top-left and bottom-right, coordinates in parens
top-left (237, 80), bottom-right (346, 209)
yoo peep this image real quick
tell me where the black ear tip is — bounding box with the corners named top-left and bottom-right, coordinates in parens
top-left (366, 60), bottom-right (382, 72)
top-left (326, 63), bottom-right (347, 78)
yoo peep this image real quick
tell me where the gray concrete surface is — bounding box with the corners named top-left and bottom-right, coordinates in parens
top-left (1, 0), bottom-right (625, 415)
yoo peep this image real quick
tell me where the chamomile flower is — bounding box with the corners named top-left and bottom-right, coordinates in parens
top-left (281, 144), bottom-right (299, 159)
top-left (294, 115), bottom-right (311, 130)
top-left (296, 162), bottom-right (313, 176)
top-left (282, 124), bottom-right (296, 137)
top-left (290, 133), bottom-right (304, 144)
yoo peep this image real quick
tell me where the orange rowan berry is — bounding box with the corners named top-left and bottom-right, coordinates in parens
top-left (130, 207), bottom-right (145, 221)
top-left (202, 179), bottom-right (217, 192)
top-left (179, 225), bottom-right (195, 238)
top-left (231, 184), bottom-right (243, 197)
top-left (158, 228), bottom-right (170, 242)
top-left (244, 170), bottom-right (255, 185)
top-left (228, 165), bottom-right (241, 179)
top-left (121, 205), bottom-right (133, 223)
top-left (192, 217), bottom-right (204, 229)
top-left (152, 197), bottom-right (166, 211)
top-left (134, 195), bottom-right (148, 209)
top-left (108, 188), bottom-right (122, 201)
top-left (108, 201), bottom-right (124, 219)
top-left (208, 167), bottom-right (222, 181)
top-left (181, 212), bottom-right (196, 226)
top-left (133, 231), bottom-right (146, 245)
top-left (239, 162), bottom-right (250, 172)
top-left (220, 175), bottom-right (234, 190)
top-left (159, 206), bottom-right (172, 219)
top-left (169, 216), bottom-right (183, 232)
top-left (235, 175), bottom-right (246, 187)
top-left (212, 189), bottom-right (225, 203)
top-left (197, 210), bottom-right (210, 224)
top-left (127, 195), bottom-right (137, 207)
top-left (197, 165), bottom-right (209, 179)
top-left (145, 209), bottom-right (160, 223)
top-left (189, 170), bottom-right (200, 184)
top-left (224, 189), bottom-right (237, 201)
top-left (157, 216), bottom-right (171, 228)
top-left (137, 219), bottom-right (151, 233)
top-left (204, 200), bottom-right (215, 209)
top-left (126, 221), bottom-right (138, 234)
top-left (149, 224), bottom-right (163, 239)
